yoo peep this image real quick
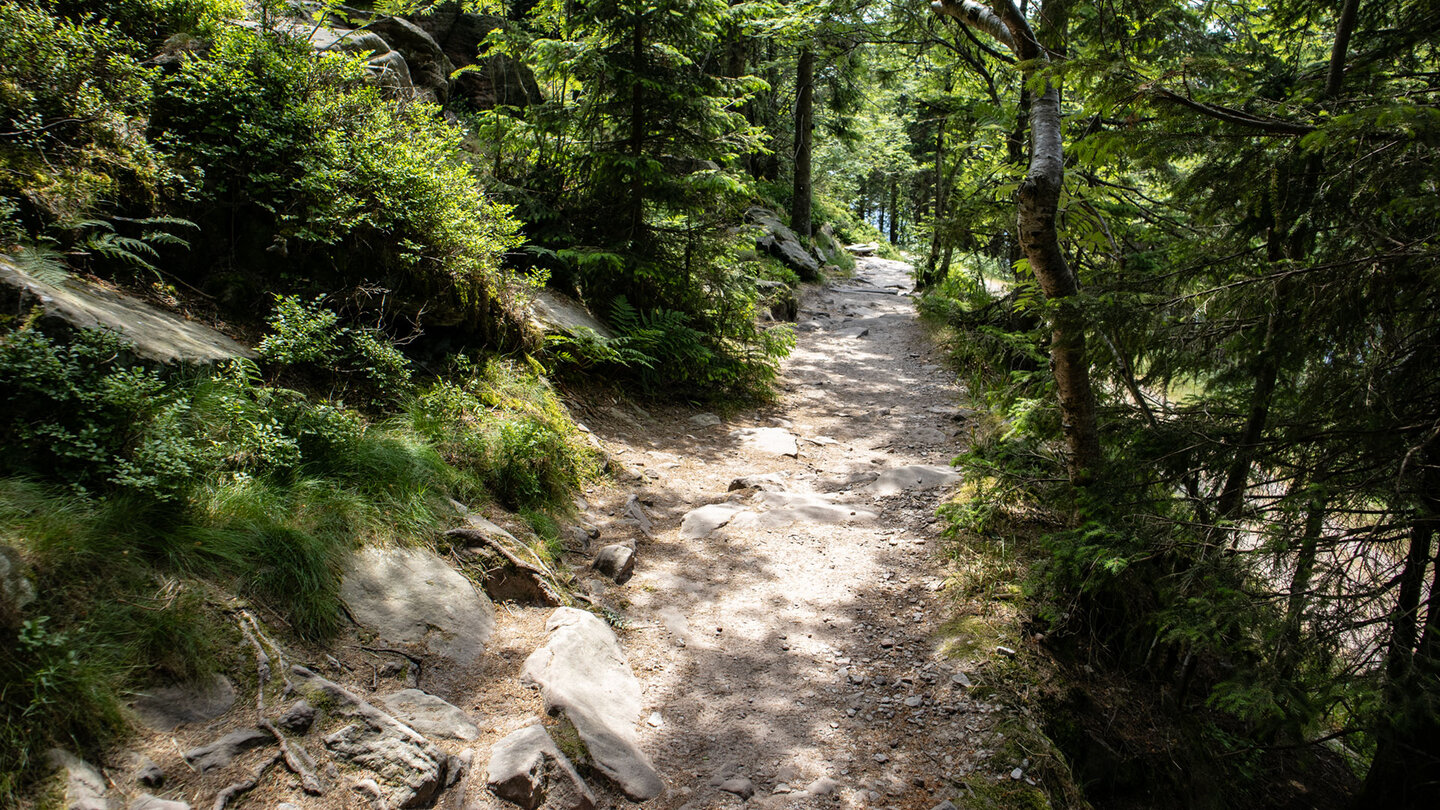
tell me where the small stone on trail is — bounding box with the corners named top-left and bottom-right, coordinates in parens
top-left (690, 413), bottom-right (722, 427)
top-left (719, 777), bottom-right (756, 799)
top-left (904, 696), bottom-right (923, 708)
top-left (880, 638), bottom-right (895, 648)
top-left (1011, 767), bottom-right (1024, 780)
top-left (951, 671), bottom-right (973, 688)
top-left (772, 782), bottom-right (793, 794)
top-left (380, 688), bottom-right (481, 741)
top-left (127, 753), bottom-right (164, 787)
top-left (647, 712), bottom-right (664, 728)
top-left (932, 802), bottom-right (959, 810)
top-left (873, 753), bottom-right (889, 764)
top-left (276, 699), bottom-right (315, 734)
top-left (806, 776), bottom-right (839, 796)
top-left (996, 646), bottom-right (1017, 657)
top-left (592, 544), bottom-right (637, 584)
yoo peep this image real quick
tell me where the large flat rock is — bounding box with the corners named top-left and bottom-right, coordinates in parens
top-left (340, 546), bottom-right (494, 669)
top-left (680, 503), bottom-right (747, 539)
top-left (868, 464), bottom-right (960, 496)
top-left (1, 258), bottom-right (254, 364)
top-left (522, 608), bottom-right (663, 800)
top-left (380, 689), bottom-right (480, 741)
top-left (752, 492), bottom-right (878, 528)
top-left (731, 427), bottom-right (798, 458)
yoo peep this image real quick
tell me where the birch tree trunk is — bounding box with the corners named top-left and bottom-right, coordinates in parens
top-left (933, 0), bottom-right (1101, 482)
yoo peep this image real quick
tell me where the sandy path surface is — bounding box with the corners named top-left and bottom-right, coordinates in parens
top-left (547, 256), bottom-right (998, 810)
top-left (88, 257), bottom-right (1009, 810)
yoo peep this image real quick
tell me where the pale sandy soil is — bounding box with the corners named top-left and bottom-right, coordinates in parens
top-left (100, 256), bottom-right (1012, 810)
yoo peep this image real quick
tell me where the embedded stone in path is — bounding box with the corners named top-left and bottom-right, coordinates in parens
top-left (486, 723), bottom-right (596, 810)
top-left (868, 464), bottom-right (960, 497)
top-left (522, 608), bottom-right (664, 800)
top-left (183, 728), bottom-right (272, 773)
top-left (731, 426), bottom-right (799, 458)
top-left (751, 492), bottom-right (879, 528)
top-left (689, 412), bottom-right (722, 427)
top-left (680, 503), bottom-right (748, 539)
top-left (292, 666), bottom-right (447, 809)
top-left (340, 546), bottom-right (494, 668)
top-left (131, 673), bottom-right (236, 732)
top-left (380, 689), bottom-right (480, 741)
top-left (727, 473), bottom-right (787, 492)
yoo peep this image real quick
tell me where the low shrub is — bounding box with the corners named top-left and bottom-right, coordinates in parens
top-left (152, 27), bottom-right (527, 333)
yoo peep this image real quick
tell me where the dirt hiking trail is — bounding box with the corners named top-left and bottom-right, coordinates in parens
top-left (503, 255), bottom-right (1009, 810)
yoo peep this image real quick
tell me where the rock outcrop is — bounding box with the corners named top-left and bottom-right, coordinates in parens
top-left (339, 545), bottom-right (495, 670)
top-left (522, 608), bottom-right (663, 800)
top-left (0, 259), bottom-right (255, 365)
top-left (365, 17), bottom-right (454, 103)
top-left (406, 9), bottom-right (541, 109)
top-left (745, 207), bottom-right (820, 281)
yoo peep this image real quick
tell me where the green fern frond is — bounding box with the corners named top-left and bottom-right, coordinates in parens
top-left (10, 245), bottom-right (71, 287)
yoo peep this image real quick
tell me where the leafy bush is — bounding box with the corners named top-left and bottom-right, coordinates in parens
top-left (153, 28), bottom-right (527, 333)
top-left (258, 294), bottom-right (413, 400)
top-left (0, 2), bottom-right (161, 226)
top-left (45, 0), bottom-right (238, 43)
top-left (0, 326), bottom-right (170, 493)
top-left (408, 358), bottom-right (601, 510)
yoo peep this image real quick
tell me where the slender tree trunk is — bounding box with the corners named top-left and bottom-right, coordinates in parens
top-left (935, 0), bottom-right (1100, 482)
top-left (791, 46), bottom-right (815, 239)
top-left (627, 8), bottom-right (646, 240)
top-left (888, 177), bottom-right (900, 244)
top-left (925, 119), bottom-right (948, 285)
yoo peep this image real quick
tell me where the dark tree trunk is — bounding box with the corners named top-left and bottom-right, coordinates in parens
top-left (627, 10), bottom-right (646, 239)
top-left (888, 177), bottom-right (899, 244)
top-left (791, 46), bottom-right (815, 239)
top-left (1362, 519), bottom-right (1440, 808)
top-left (924, 120), bottom-right (948, 285)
